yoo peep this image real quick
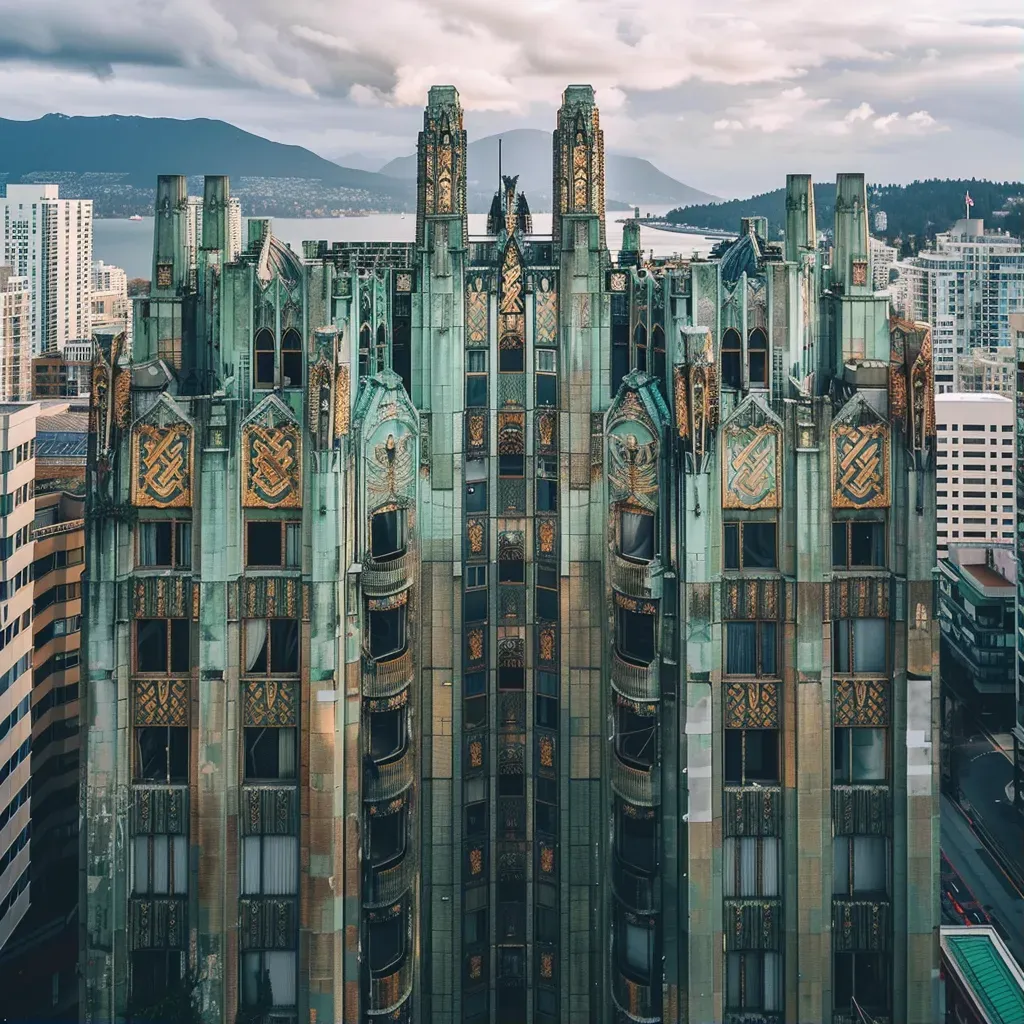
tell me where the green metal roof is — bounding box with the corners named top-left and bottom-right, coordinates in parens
top-left (945, 931), bottom-right (1024, 1024)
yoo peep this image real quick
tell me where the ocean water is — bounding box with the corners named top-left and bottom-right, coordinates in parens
top-left (94, 210), bottom-right (717, 280)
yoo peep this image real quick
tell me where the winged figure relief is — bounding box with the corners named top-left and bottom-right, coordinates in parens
top-left (608, 433), bottom-right (659, 509)
top-left (369, 432), bottom-right (416, 499)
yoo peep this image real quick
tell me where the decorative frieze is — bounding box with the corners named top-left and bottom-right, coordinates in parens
top-left (242, 680), bottom-right (298, 727)
top-left (833, 678), bottom-right (889, 727)
top-left (130, 897), bottom-right (186, 950)
top-left (240, 784), bottom-right (299, 836)
top-left (833, 899), bottom-right (891, 952)
top-left (725, 682), bottom-right (779, 730)
top-left (131, 786), bottom-right (188, 835)
top-left (239, 897), bottom-right (297, 951)
top-left (826, 577), bottom-right (891, 620)
top-left (832, 785), bottom-right (892, 836)
top-left (723, 786), bottom-right (782, 837)
top-left (724, 899), bottom-right (782, 951)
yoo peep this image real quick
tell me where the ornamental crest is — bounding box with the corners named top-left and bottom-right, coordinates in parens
top-left (722, 421), bottom-right (781, 510)
top-left (608, 431), bottom-right (659, 511)
top-left (834, 679), bottom-right (888, 727)
top-left (134, 678), bottom-right (189, 727)
top-left (831, 420), bottom-right (890, 509)
top-left (725, 682), bottom-right (779, 730)
top-left (132, 423), bottom-right (193, 508)
top-left (367, 428), bottom-right (416, 501)
top-left (243, 680), bottom-right (298, 727)
top-left (243, 425), bottom-right (301, 509)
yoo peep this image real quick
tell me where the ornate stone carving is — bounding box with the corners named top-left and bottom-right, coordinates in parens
top-left (367, 431), bottom-right (416, 501)
top-left (834, 679), bottom-right (889, 727)
top-left (725, 682), bottom-right (779, 729)
top-left (831, 418), bottom-right (890, 510)
top-left (722, 422), bottom-right (781, 509)
top-left (243, 680), bottom-right (299, 727)
top-left (133, 679), bottom-right (189, 727)
top-left (608, 433), bottom-right (659, 511)
top-left (242, 402), bottom-right (302, 509)
top-left (334, 364), bottom-right (351, 439)
top-left (132, 423), bottom-right (193, 508)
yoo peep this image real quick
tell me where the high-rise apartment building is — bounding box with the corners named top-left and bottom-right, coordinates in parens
top-left (895, 219), bottom-right (1024, 393)
top-left (954, 344), bottom-right (1015, 394)
top-left (185, 191), bottom-right (244, 284)
top-left (0, 185), bottom-right (92, 356)
top-left (0, 268), bottom-right (31, 401)
top-left (869, 235), bottom-right (898, 293)
top-left (1015, 315), bottom-right (1024, 821)
top-left (0, 404), bottom-right (41, 951)
top-left (0, 403), bottom-right (86, 1019)
top-left (92, 260), bottom-right (132, 345)
top-left (934, 393), bottom-right (1015, 557)
top-left (82, 86), bottom-right (940, 1024)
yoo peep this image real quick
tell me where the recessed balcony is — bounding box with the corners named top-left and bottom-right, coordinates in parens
top-left (364, 746), bottom-right (414, 803)
top-left (362, 650), bottom-right (414, 699)
top-left (610, 554), bottom-right (661, 600)
top-left (611, 650), bottom-right (659, 702)
top-left (361, 551), bottom-right (414, 598)
top-left (368, 956), bottom-right (413, 1015)
top-left (365, 854), bottom-right (414, 908)
top-left (611, 858), bottom-right (658, 915)
top-left (611, 969), bottom-right (661, 1023)
top-left (611, 754), bottom-right (659, 807)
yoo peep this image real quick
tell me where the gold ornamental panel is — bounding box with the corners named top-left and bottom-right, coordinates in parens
top-left (834, 678), bottom-right (889, 727)
top-left (243, 423), bottom-right (302, 508)
top-left (831, 422), bottom-right (890, 509)
top-left (132, 423), bottom-right (193, 508)
top-left (243, 680), bottom-right (299, 728)
top-left (725, 682), bottom-right (779, 730)
top-left (722, 423), bottom-right (781, 510)
top-left (134, 679), bottom-right (189, 727)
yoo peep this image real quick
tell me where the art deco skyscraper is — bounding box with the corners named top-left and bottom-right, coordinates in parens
top-left (82, 88), bottom-right (939, 1024)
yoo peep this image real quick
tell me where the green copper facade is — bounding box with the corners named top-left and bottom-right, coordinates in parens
top-left (83, 87), bottom-right (940, 1024)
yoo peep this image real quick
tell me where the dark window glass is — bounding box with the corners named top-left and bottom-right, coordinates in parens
top-left (726, 622), bottom-right (756, 675)
top-left (850, 521), bottom-right (885, 567)
top-left (722, 329), bottom-right (742, 389)
top-left (498, 664), bottom-right (525, 691)
top-left (617, 607), bottom-right (656, 664)
top-left (243, 727), bottom-right (297, 780)
top-left (136, 619), bottom-right (167, 672)
top-left (253, 328), bottom-right (275, 388)
top-left (464, 587), bottom-right (488, 623)
top-left (725, 729), bottom-right (779, 784)
top-left (537, 374), bottom-right (557, 406)
top-left (369, 809), bottom-right (406, 864)
top-left (617, 809), bottom-right (656, 873)
top-left (616, 705), bottom-right (655, 767)
top-left (247, 521), bottom-right (283, 567)
top-left (742, 522), bottom-right (776, 568)
top-left (748, 328), bottom-right (768, 386)
top-left (371, 509), bottom-right (406, 560)
top-left (131, 952), bottom-right (183, 1007)
top-left (499, 454), bottom-right (524, 477)
top-left (465, 670), bottom-right (486, 696)
top-left (499, 348), bottom-right (524, 371)
top-left (466, 802), bottom-right (487, 836)
top-left (537, 479), bottom-right (557, 512)
top-left (464, 696), bottom-right (487, 729)
top-left (724, 523), bottom-right (740, 569)
top-left (466, 483), bottom-right (487, 513)
top-left (135, 726), bottom-right (188, 782)
top-left (139, 522), bottom-right (172, 567)
top-left (499, 559), bottom-right (524, 583)
top-left (368, 607), bottom-right (406, 659)
top-left (538, 671), bottom-right (558, 696)
top-left (281, 328), bottom-right (302, 388)
top-left (536, 695), bottom-right (558, 729)
top-left (368, 917), bottom-right (404, 974)
top-left (498, 772), bottom-right (524, 796)
top-left (464, 908), bottom-right (487, 945)
top-left (368, 709), bottom-right (405, 761)
top-left (270, 619), bottom-right (299, 672)
top-left (620, 510), bottom-right (654, 562)
top-left (466, 375), bottom-right (487, 407)
top-left (537, 583), bottom-right (558, 622)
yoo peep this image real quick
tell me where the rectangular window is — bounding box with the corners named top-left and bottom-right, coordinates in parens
top-left (536, 350), bottom-right (557, 406)
top-left (620, 510), bottom-right (655, 563)
top-left (831, 520), bottom-right (885, 568)
top-left (726, 951), bottom-right (782, 1012)
top-left (833, 619), bottom-right (886, 674)
top-left (240, 951), bottom-right (297, 1009)
top-left (723, 836), bottom-right (780, 897)
top-left (243, 727), bottom-right (297, 781)
top-left (464, 566), bottom-right (488, 623)
top-left (241, 835), bottom-right (298, 895)
top-left (833, 727), bottom-right (887, 782)
top-left (466, 482), bottom-right (487, 513)
top-left (724, 521), bottom-right (777, 569)
top-left (537, 566), bottom-right (558, 621)
top-left (135, 619), bottom-right (191, 674)
top-left (132, 834), bottom-right (188, 895)
top-left (370, 509), bottom-right (406, 560)
top-left (134, 726), bottom-right (188, 783)
top-left (246, 520), bottom-right (301, 568)
top-left (833, 953), bottom-right (890, 1014)
top-left (724, 729), bottom-right (779, 785)
top-left (621, 919), bottom-right (654, 977)
top-left (138, 520), bottom-right (191, 568)
top-left (724, 621), bottom-right (777, 677)
top-left (833, 836), bottom-right (889, 896)
top-left (243, 618), bottom-right (300, 674)
top-left (366, 606), bottom-right (406, 660)
top-left (616, 606), bottom-right (656, 665)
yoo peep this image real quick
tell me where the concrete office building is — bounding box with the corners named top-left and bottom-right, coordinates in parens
top-left (0, 185), bottom-right (92, 356)
top-left (82, 86), bottom-right (940, 1024)
top-left (935, 393), bottom-right (1015, 557)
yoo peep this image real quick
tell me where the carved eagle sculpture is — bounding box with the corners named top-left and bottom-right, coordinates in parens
top-left (608, 433), bottom-right (659, 510)
top-left (369, 432), bottom-right (416, 499)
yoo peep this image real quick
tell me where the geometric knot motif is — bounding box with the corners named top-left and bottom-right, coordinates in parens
top-left (832, 422), bottom-right (890, 509)
top-left (722, 423), bottom-right (780, 509)
top-left (133, 423), bottom-right (192, 508)
top-left (243, 423), bottom-right (302, 508)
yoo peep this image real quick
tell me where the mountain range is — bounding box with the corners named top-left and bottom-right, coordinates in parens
top-left (0, 114), bottom-right (713, 217)
top-left (378, 128), bottom-right (716, 211)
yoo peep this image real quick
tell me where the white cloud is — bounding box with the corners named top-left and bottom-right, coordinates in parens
top-left (713, 119), bottom-right (744, 131)
top-left (845, 102), bottom-right (875, 123)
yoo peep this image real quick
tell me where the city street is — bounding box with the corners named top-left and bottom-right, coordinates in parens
top-left (941, 793), bottom-right (1024, 967)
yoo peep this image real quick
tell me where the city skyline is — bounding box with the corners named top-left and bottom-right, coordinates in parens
top-left (0, 3), bottom-right (1020, 196)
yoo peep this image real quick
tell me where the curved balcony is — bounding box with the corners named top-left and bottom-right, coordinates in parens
top-left (362, 551), bottom-right (414, 598)
top-left (610, 554), bottom-right (661, 600)
top-left (611, 969), bottom-right (661, 1023)
top-left (365, 854), bottom-right (414, 908)
top-left (611, 754), bottom-right (659, 807)
top-left (611, 651), bottom-right (659, 703)
top-left (362, 649), bottom-right (414, 699)
top-left (364, 746), bottom-right (414, 803)
top-left (611, 858), bottom-right (659, 914)
top-left (368, 957), bottom-right (413, 1015)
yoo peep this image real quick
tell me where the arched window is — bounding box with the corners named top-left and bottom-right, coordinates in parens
top-left (721, 329), bottom-right (742, 390)
top-left (634, 323), bottom-right (648, 372)
top-left (748, 328), bottom-right (768, 388)
top-left (359, 325), bottom-right (372, 378)
top-left (253, 329), bottom-right (275, 389)
top-left (651, 324), bottom-right (666, 388)
top-left (280, 329), bottom-right (302, 388)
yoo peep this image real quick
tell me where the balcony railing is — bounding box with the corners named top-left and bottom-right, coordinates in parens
top-left (723, 785), bottom-right (782, 837)
top-left (364, 747), bottom-right (414, 803)
top-left (32, 518), bottom-right (84, 541)
top-left (831, 785), bottom-right (891, 836)
top-left (611, 968), bottom-right (661, 1023)
top-left (611, 755), bottom-right (659, 807)
top-left (361, 552), bottom-right (413, 598)
top-left (362, 650), bottom-right (414, 699)
top-left (129, 896), bottom-right (186, 950)
top-left (368, 957), bottom-right (413, 1015)
top-left (611, 650), bottom-right (659, 702)
top-left (239, 783), bottom-right (299, 836)
top-left (365, 855), bottom-right (414, 908)
top-left (610, 554), bottom-right (661, 599)
top-left (611, 858), bottom-right (658, 914)
top-left (832, 898), bottom-right (892, 952)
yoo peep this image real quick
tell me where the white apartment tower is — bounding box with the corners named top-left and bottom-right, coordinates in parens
top-left (91, 260), bottom-right (131, 344)
top-left (0, 267), bottom-right (31, 401)
top-left (935, 392), bottom-right (1016, 557)
top-left (0, 185), bottom-right (92, 356)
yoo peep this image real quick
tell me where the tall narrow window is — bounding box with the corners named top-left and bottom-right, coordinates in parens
top-left (254, 329), bottom-right (275, 389)
top-left (634, 323), bottom-right (648, 372)
top-left (132, 835), bottom-right (188, 895)
top-left (722, 328), bottom-right (742, 389)
top-left (359, 325), bottom-right (372, 378)
top-left (748, 328), bottom-right (768, 388)
top-left (536, 349), bottom-right (557, 406)
top-left (833, 619), bottom-right (886, 673)
top-left (367, 605), bottom-right (407, 660)
top-left (724, 729), bottom-right (780, 784)
top-left (619, 509), bottom-right (654, 562)
top-left (651, 324), bottom-right (667, 392)
top-left (466, 350), bottom-right (488, 407)
top-left (135, 726), bottom-right (189, 783)
top-left (616, 605), bottom-right (656, 665)
top-left (243, 619), bottom-right (300, 674)
top-left (244, 727), bottom-right (297, 780)
top-left (370, 508), bottom-right (406, 560)
top-left (280, 328), bottom-right (302, 388)
top-left (135, 619), bottom-right (191, 674)
top-left (611, 294), bottom-right (629, 395)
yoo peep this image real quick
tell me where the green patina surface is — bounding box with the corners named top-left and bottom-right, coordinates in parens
top-left (946, 932), bottom-right (1024, 1024)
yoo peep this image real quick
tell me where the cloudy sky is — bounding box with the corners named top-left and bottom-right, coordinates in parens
top-left (0, 0), bottom-right (1020, 197)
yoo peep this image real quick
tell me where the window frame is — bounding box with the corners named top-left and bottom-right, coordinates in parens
top-left (723, 520), bottom-right (778, 571)
top-left (136, 518), bottom-right (192, 570)
top-left (724, 620), bottom-right (778, 678)
top-left (242, 617), bottom-right (301, 676)
top-left (831, 518), bottom-right (886, 569)
top-left (253, 328), bottom-right (276, 389)
top-left (280, 328), bottom-right (303, 389)
top-left (134, 617), bottom-right (191, 675)
top-left (724, 728), bottom-right (780, 785)
top-left (245, 518), bottom-right (302, 569)
top-left (747, 327), bottom-right (769, 388)
top-left (832, 618), bottom-right (887, 675)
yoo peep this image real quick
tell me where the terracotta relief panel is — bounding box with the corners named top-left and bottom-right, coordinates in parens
top-left (132, 423), bottom-right (193, 508)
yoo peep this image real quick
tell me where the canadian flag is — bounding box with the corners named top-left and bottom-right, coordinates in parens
top-left (966, 191), bottom-right (974, 208)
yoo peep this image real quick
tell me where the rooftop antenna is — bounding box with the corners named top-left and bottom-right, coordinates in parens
top-left (498, 137), bottom-right (502, 201)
